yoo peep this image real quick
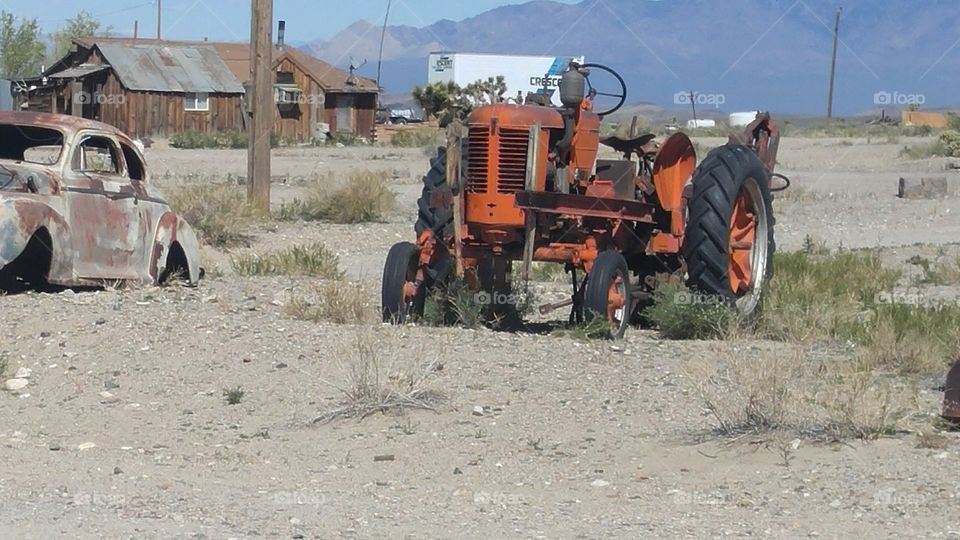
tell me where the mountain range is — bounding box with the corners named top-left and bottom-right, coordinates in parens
top-left (304, 0), bottom-right (960, 116)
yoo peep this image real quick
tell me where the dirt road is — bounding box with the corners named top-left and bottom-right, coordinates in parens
top-left (1, 137), bottom-right (958, 537)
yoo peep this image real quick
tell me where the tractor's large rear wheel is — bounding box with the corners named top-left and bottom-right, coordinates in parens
top-left (683, 144), bottom-right (774, 320)
top-left (415, 146), bottom-right (453, 239)
top-left (382, 241), bottom-right (425, 323)
top-left (584, 251), bottom-right (632, 339)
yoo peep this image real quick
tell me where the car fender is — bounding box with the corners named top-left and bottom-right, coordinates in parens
top-left (151, 211), bottom-right (201, 285)
top-left (0, 197), bottom-right (71, 279)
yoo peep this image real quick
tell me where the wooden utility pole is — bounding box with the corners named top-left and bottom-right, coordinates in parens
top-left (156, 0), bottom-right (161, 39)
top-left (376, 0), bottom-right (392, 91)
top-left (689, 91), bottom-right (698, 124)
top-left (134, 20), bottom-right (139, 39)
top-left (826, 7), bottom-right (842, 121)
top-left (247, 0), bottom-right (273, 212)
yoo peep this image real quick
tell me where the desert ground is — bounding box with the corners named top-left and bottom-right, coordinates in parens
top-left (2, 134), bottom-right (960, 538)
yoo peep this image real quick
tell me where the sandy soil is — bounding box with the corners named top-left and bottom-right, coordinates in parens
top-left (1, 136), bottom-right (959, 538)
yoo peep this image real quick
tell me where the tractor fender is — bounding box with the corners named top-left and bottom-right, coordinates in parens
top-left (652, 133), bottom-right (697, 236)
top-left (151, 211), bottom-right (201, 285)
top-left (0, 197), bottom-right (71, 279)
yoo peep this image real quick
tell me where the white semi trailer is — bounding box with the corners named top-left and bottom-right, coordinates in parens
top-left (427, 52), bottom-right (585, 107)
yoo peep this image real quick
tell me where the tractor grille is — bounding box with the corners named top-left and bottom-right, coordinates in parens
top-left (496, 128), bottom-right (529, 194)
top-left (465, 127), bottom-right (490, 193)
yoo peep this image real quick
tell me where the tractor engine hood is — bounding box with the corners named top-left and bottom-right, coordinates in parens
top-left (467, 104), bottom-right (565, 129)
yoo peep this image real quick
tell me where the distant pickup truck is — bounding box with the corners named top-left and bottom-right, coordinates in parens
top-left (377, 108), bottom-right (424, 125)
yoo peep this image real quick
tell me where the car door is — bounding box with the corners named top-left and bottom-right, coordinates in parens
top-left (62, 132), bottom-right (140, 280)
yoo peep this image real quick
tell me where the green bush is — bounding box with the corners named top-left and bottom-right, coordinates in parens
top-left (170, 129), bottom-right (287, 149)
top-left (761, 249), bottom-right (959, 374)
top-left (231, 242), bottom-right (343, 279)
top-left (939, 130), bottom-right (960, 157)
top-left (170, 129), bottom-right (248, 149)
top-left (646, 281), bottom-right (739, 340)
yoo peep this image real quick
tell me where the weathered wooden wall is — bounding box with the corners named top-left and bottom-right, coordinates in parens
top-left (324, 92), bottom-right (376, 139)
top-left (93, 73), bottom-right (244, 138)
top-left (273, 57), bottom-right (324, 142)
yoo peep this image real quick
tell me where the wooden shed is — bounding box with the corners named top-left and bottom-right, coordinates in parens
top-left (18, 37), bottom-right (379, 142)
top-left (272, 48), bottom-right (378, 141)
top-left (40, 40), bottom-right (246, 138)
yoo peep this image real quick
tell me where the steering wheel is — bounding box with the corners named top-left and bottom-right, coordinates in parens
top-left (581, 63), bottom-right (627, 117)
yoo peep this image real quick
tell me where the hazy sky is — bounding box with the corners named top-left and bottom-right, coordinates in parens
top-left (5, 0), bottom-right (581, 43)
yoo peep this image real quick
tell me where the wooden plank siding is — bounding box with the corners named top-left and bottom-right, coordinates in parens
top-left (28, 42), bottom-right (377, 141)
top-left (273, 57), bottom-right (324, 143)
top-left (93, 72), bottom-right (244, 138)
top-left (324, 92), bottom-right (376, 139)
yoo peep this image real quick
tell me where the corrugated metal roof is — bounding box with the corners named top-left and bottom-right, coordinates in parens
top-left (47, 64), bottom-right (111, 79)
top-left (96, 43), bottom-right (244, 94)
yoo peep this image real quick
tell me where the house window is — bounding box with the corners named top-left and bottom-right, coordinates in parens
top-left (184, 92), bottom-right (209, 112)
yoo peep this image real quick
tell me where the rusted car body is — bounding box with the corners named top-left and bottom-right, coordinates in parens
top-left (0, 112), bottom-right (199, 289)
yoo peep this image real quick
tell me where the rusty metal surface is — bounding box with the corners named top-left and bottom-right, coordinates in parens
top-left (0, 111), bottom-right (200, 288)
top-left (943, 359), bottom-right (960, 422)
top-left (95, 43), bottom-right (244, 94)
top-left (514, 190), bottom-right (657, 223)
top-left (46, 64), bottom-right (111, 79)
top-left (730, 112), bottom-right (780, 174)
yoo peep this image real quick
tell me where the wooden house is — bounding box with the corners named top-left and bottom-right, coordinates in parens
top-left (15, 37), bottom-right (378, 141)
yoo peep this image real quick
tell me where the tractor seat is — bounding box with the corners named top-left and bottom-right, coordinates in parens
top-left (600, 133), bottom-right (657, 157)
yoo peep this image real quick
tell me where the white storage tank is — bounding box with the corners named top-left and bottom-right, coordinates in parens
top-left (686, 119), bottom-right (716, 129)
top-left (729, 111), bottom-right (760, 127)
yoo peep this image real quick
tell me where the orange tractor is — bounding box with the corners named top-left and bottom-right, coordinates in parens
top-left (382, 62), bottom-right (782, 337)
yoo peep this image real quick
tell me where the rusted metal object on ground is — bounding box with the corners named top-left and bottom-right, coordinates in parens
top-left (942, 359), bottom-right (960, 423)
top-left (0, 111), bottom-right (200, 290)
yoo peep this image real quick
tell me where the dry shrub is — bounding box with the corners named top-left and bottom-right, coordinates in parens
top-left (388, 127), bottom-right (443, 148)
top-left (285, 280), bottom-right (373, 324)
top-left (274, 171), bottom-right (396, 223)
top-left (231, 242), bottom-right (343, 278)
top-left (166, 183), bottom-right (259, 247)
top-left (915, 430), bottom-right (951, 449)
top-left (313, 334), bottom-right (445, 423)
top-left (688, 342), bottom-right (917, 440)
top-left (858, 312), bottom-right (949, 375)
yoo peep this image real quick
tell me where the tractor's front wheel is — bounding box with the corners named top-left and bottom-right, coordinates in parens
top-left (584, 251), bottom-right (632, 339)
top-left (381, 242), bottom-right (425, 323)
top-left (683, 144), bottom-right (775, 320)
